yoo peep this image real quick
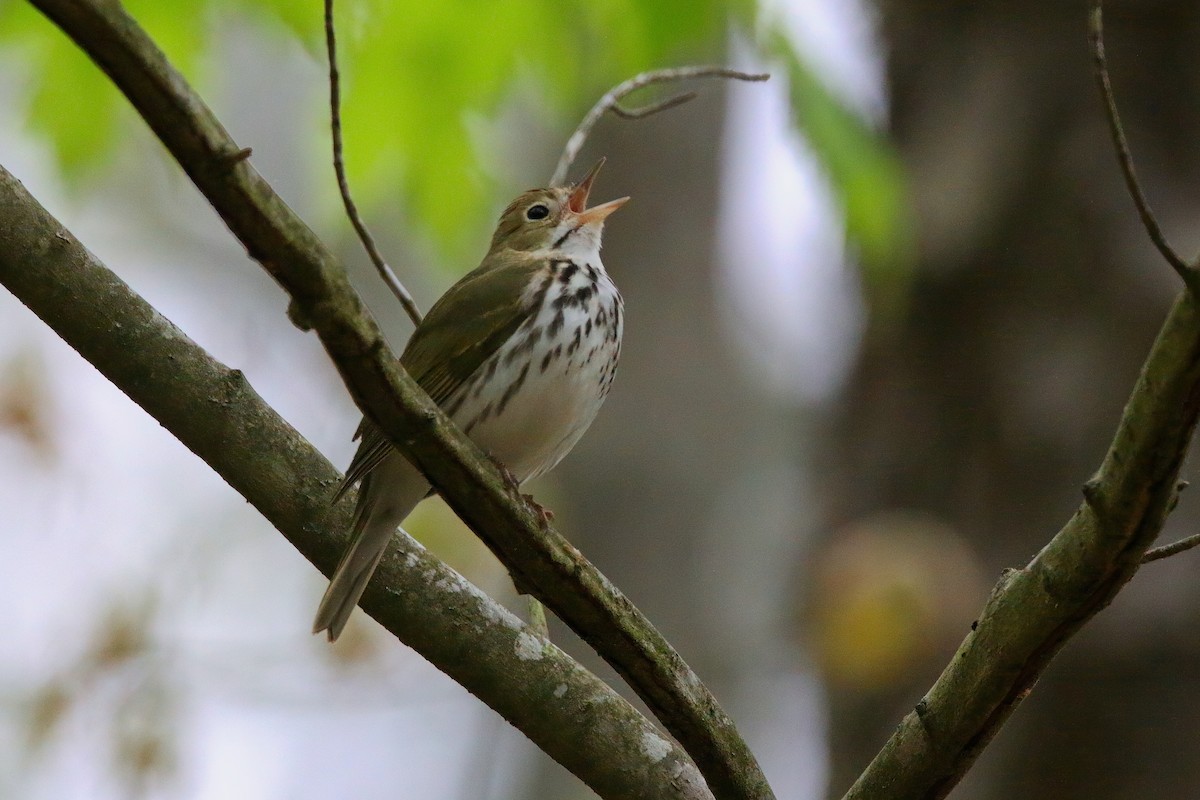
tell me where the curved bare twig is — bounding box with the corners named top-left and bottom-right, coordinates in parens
top-left (611, 91), bottom-right (698, 119)
top-left (1089, 3), bottom-right (1198, 291)
top-left (551, 67), bottom-right (769, 186)
top-left (324, 0), bottom-right (423, 326)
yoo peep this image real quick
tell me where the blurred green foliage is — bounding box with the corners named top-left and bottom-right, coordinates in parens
top-left (1, 0), bottom-right (911, 286)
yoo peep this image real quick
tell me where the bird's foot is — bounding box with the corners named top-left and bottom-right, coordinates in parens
top-left (485, 454), bottom-right (554, 526)
top-left (488, 454), bottom-right (522, 492)
top-left (524, 495), bottom-right (556, 527)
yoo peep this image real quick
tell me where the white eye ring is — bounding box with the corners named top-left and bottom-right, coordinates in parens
top-left (525, 203), bottom-right (550, 221)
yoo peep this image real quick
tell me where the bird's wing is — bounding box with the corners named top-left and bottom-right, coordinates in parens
top-left (403, 255), bottom-right (548, 406)
top-left (332, 419), bottom-right (388, 503)
top-left (333, 254), bottom-right (548, 501)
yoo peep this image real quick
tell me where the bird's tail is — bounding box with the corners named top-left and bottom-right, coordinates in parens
top-left (313, 459), bottom-right (427, 641)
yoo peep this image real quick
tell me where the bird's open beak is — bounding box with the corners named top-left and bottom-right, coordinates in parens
top-left (568, 158), bottom-right (630, 224)
top-left (577, 195), bottom-right (630, 225)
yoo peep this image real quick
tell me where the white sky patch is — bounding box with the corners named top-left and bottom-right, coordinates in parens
top-left (766, 0), bottom-right (886, 121)
top-left (744, 665), bottom-right (830, 800)
top-left (718, 0), bottom-right (883, 403)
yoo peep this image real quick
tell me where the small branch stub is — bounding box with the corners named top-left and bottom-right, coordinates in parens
top-left (1142, 532), bottom-right (1200, 564)
top-left (223, 146), bottom-right (253, 165)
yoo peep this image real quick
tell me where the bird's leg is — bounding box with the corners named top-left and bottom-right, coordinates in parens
top-left (488, 452), bottom-right (522, 493)
top-left (486, 453), bottom-right (556, 527)
top-left (525, 496), bottom-right (556, 525)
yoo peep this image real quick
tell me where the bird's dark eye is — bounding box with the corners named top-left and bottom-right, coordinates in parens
top-left (525, 203), bottom-right (550, 221)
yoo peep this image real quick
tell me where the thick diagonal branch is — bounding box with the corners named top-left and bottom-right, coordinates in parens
top-left (841, 197), bottom-right (1200, 797)
top-left (0, 164), bottom-right (712, 800)
top-left (839, 11), bottom-right (1200, 797)
top-left (24, 1), bottom-right (773, 797)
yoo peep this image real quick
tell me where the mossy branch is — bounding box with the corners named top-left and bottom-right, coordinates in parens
top-left (0, 163), bottom-right (714, 800)
top-left (843, 7), bottom-right (1200, 798)
top-left (22, 0), bottom-right (773, 797)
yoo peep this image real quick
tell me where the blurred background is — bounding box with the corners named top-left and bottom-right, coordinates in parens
top-left (3, 0), bottom-right (1200, 798)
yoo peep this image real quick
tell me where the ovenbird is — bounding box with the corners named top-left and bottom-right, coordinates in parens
top-left (313, 159), bottom-right (628, 641)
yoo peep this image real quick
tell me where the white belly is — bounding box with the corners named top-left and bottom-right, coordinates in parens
top-left (448, 259), bottom-right (622, 483)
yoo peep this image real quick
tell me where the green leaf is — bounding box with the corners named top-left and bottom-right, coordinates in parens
top-left (329, 0), bottom-right (736, 260)
top-left (4, 0), bottom-right (753, 264)
top-left (26, 32), bottom-right (122, 179)
top-left (3, 0), bottom-right (208, 180)
top-left (238, 0), bottom-right (323, 46)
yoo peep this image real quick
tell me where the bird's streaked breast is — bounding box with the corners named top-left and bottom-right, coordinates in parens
top-left (446, 257), bottom-right (622, 483)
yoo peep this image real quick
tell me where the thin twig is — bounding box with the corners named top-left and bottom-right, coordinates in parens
top-left (324, 0), bottom-right (423, 326)
top-left (550, 67), bottom-right (769, 187)
top-left (1089, 3), bottom-right (1197, 290)
top-left (1142, 532), bottom-right (1200, 563)
top-left (611, 91), bottom-right (698, 119)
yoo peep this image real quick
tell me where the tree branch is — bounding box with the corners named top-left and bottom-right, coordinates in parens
top-left (0, 163), bottom-right (712, 800)
top-left (24, 1), bottom-right (773, 797)
top-left (844, 300), bottom-right (1200, 800)
top-left (550, 67), bottom-right (769, 187)
top-left (1089, 2), bottom-right (1199, 291)
top-left (840, 15), bottom-right (1200, 796)
top-left (323, 0), bottom-right (422, 326)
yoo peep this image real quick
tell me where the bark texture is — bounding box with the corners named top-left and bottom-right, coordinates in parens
top-left (0, 163), bottom-right (715, 800)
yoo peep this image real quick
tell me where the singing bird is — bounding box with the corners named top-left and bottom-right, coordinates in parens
top-left (314, 160), bottom-right (628, 640)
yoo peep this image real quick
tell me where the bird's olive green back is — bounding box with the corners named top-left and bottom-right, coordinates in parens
top-left (335, 252), bottom-right (546, 497)
top-left (401, 252), bottom-right (545, 406)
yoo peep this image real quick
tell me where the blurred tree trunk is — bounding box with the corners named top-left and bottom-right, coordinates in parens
top-left (822, 2), bottom-right (1200, 798)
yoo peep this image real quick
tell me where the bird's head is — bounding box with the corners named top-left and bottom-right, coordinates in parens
top-left (488, 159), bottom-right (629, 255)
